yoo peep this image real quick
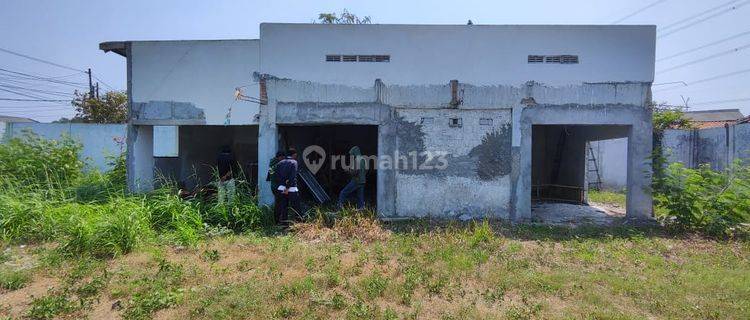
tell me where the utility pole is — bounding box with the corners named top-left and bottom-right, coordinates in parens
top-left (86, 68), bottom-right (94, 98)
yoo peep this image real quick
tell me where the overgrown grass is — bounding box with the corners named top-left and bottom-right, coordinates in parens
top-left (0, 132), bottom-right (272, 259)
top-left (588, 189), bottom-right (626, 207)
top-left (2, 131), bottom-right (750, 319)
top-left (6, 221), bottom-right (748, 319)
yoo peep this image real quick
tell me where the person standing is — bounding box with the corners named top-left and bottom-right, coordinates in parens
top-left (275, 148), bottom-right (301, 224)
top-left (216, 146), bottom-right (236, 205)
top-left (266, 151), bottom-right (284, 223)
top-left (338, 146), bottom-right (366, 209)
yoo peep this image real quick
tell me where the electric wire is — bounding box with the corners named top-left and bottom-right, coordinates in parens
top-left (656, 43), bottom-right (750, 74)
top-left (657, 30), bottom-right (750, 62)
top-left (612, 0), bottom-right (669, 24)
top-left (658, 0), bottom-right (750, 39)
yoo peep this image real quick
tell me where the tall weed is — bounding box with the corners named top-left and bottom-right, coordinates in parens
top-left (654, 162), bottom-right (750, 237)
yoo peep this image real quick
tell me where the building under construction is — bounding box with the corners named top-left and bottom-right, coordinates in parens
top-left (101, 23), bottom-right (655, 221)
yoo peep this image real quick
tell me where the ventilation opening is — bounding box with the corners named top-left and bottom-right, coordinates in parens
top-left (528, 55), bottom-right (544, 63)
top-left (529, 55), bottom-right (580, 64)
top-left (326, 54), bottom-right (390, 63)
top-left (561, 55), bottom-right (579, 64)
top-left (545, 56), bottom-right (561, 63)
top-left (449, 117), bottom-right (462, 128)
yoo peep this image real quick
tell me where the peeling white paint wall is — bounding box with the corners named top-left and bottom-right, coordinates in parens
top-left (260, 24), bottom-right (655, 87)
top-left (130, 40), bottom-right (260, 125)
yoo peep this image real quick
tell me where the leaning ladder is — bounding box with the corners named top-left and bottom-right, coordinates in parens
top-left (586, 142), bottom-right (602, 191)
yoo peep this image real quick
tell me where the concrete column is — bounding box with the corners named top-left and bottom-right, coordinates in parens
top-left (377, 113), bottom-right (397, 217)
top-left (257, 100), bottom-right (278, 206)
top-left (126, 124), bottom-right (154, 192)
top-left (626, 118), bottom-right (653, 219)
top-left (514, 114), bottom-right (532, 222)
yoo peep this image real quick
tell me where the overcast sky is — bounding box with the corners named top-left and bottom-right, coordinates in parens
top-left (1, 0), bottom-right (748, 122)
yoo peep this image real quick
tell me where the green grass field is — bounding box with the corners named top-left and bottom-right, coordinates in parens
top-left (2, 220), bottom-right (748, 320)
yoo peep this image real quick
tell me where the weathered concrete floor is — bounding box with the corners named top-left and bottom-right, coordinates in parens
top-left (531, 202), bottom-right (626, 226)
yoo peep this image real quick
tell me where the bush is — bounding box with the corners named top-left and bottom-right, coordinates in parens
top-left (0, 133), bottom-right (271, 256)
top-left (0, 131), bottom-right (83, 190)
top-left (0, 269), bottom-right (31, 291)
top-left (654, 162), bottom-right (750, 237)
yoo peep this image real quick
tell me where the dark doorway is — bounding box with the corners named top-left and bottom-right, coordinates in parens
top-left (278, 125), bottom-right (378, 209)
top-left (154, 125), bottom-right (259, 190)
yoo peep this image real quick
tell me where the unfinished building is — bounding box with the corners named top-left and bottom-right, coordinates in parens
top-left (102, 23), bottom-right (655, 221)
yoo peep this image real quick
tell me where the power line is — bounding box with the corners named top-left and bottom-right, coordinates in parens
top-left (0, 104), bottom-right (72, 109)
top-left (0, 87), bottom-right (48, 100)
top-left (612, 0), bottom-right (669, 24)
top-left (659, 0), bottom-right (740, 32)
top-left (656, 42), bottom-right (750, 74)
top-left (0, 84), bottom-right (74, 97)
top-left (658, 0), bottom-right (750, 39)
top-left (0, 97), bottom-right (72, 102)
top-left (657, 30), bottom-right (750, 62)
top-left (91, 74), bottom-right (114, 90)
top-left (0, 68), bottom-right (88, 88)
top-left (653, 67), bottom-right (750, 92)
top-left (0, 48), bottom-right (117, 91)
top-left (0, 47), bottom-right (85, 73)
top-left (0, 107), bottom-right (73, 112)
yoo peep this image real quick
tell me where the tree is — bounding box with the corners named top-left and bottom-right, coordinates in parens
top-left (69, 90), bottom-right (128, 123)
top-left (651, 102), bottom-right (693, 190)
top-left (652, 102), bottom-right (692, 132)
top-left (317, 9), bottom-right (371, 24)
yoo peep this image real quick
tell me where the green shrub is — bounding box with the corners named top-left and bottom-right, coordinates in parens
top-left (26, 293), bottom-right (75, 319)
top-left (655, 162), bottom-right (750, 237)
top-left (0, 131), bottom-right (83, 190)
top-left (0, 133), bottom-right (269, 255)
top-left (0, 269), bottom-right (31, 291)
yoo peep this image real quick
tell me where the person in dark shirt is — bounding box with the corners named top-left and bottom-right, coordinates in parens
top-left (266, 151), bottom-right (285, 192)
top-left (338, 146), bottom-right (366, 209)
top-left (266, 151), bottom-right (284, 223)
top-left (216, 146), bottom-right (236, 205)
top-left (275, 148), bottom-right (301, 224)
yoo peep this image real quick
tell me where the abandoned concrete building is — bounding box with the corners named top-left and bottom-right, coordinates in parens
top-left (101, 23), bottom-right (655, 222)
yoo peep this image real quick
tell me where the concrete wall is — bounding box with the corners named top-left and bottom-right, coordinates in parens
top-left (260, 24), bottom-right (656, 87)
top-left (589, 138), bottom-right (628, 190)
top-left (662, 123), bottom-right (750, 170)
top-left (6, 123), bottom-right (126, 172)
top-left (130, 40), bottom-right (260, 126)
top-left (258, 77), bottom-right (653, 220)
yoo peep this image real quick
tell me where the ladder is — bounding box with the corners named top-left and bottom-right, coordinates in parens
top-left (587, 142), bottom-right (602, 191)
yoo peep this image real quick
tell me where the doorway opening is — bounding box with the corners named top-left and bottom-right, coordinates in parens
top-left (154, 125), bottom-right (259, 191)
top-left (277, 125), bottom-right (378, 209)
top-left (531, 124), bottom-right (629, 223)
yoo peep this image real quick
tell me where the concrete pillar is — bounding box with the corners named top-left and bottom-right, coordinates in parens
top-left (377, 115), bottom-right (397, 217)
top-left (626, 118), bottom-right (653, 219)
top-left (257, 99), bottom-right (278, 206)
top-left (126, 124), bottom-right (154, 192)
top-left (514, 112), bottom-right (532, 222)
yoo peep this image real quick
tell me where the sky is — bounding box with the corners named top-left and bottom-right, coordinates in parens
top-left (1, 0), bottom-right (749, 122)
